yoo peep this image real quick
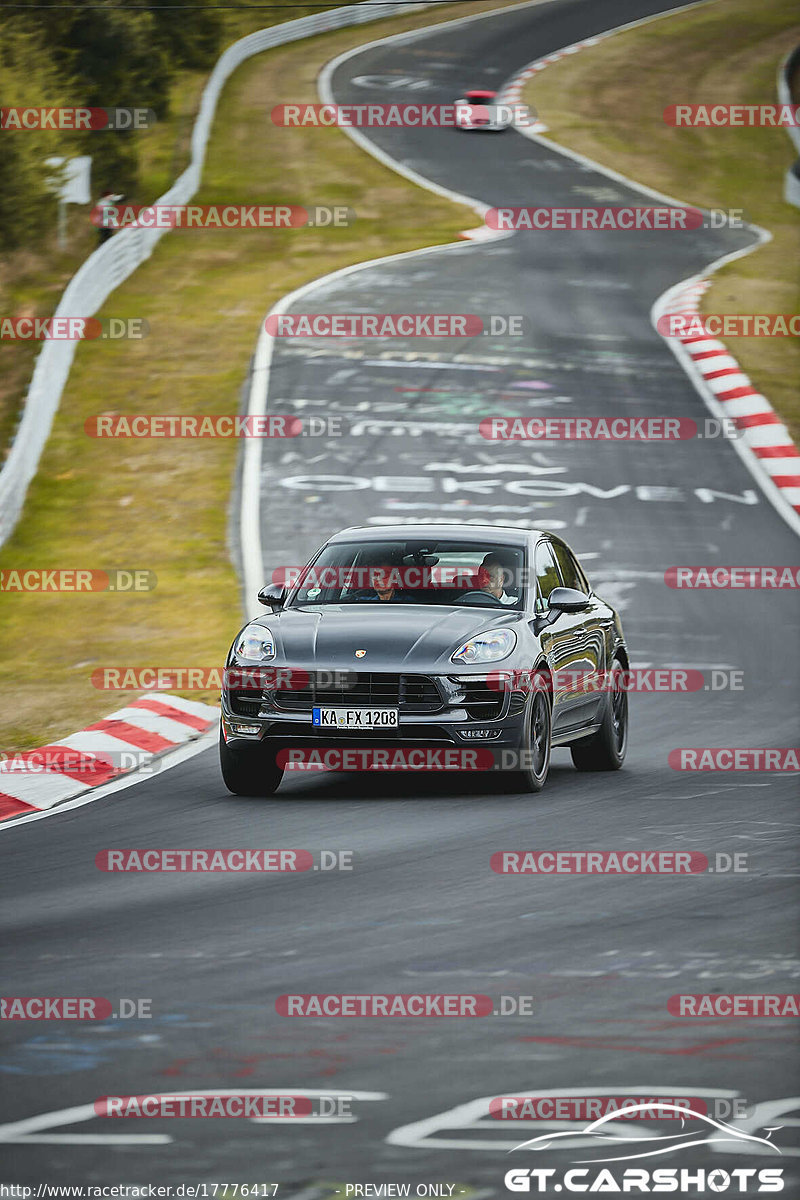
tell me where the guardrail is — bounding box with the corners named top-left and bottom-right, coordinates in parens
top-left (778, 44), bottom-right (800, 209)
top-left (0, 0), bottom-right (433, 548)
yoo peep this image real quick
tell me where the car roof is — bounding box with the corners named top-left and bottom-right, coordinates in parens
top-left (327, 523), bottom-right (546, 546)
top-left (464, 89), bottom-right (496, 98)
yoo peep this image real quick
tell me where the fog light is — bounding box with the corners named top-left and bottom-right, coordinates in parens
top-left (458, 728), bottom-right (502, 740)
top-left (230, 722), bottom-right (261, 735)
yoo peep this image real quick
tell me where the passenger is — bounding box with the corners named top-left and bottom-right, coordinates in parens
top-left (350, 562), bottom-right (415, 603)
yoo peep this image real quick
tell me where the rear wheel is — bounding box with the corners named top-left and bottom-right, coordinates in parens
top-left (219, 731), bottom-right (284, 796)
top-left (507, 675), bottom-right (552, 793)
top-left (570, 658), bottom-right (628, 772)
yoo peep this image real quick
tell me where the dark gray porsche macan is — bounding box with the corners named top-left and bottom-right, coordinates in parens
top-left (220, 524), bottom-right (629, 795)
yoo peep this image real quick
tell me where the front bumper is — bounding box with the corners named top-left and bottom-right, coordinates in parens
top-left (220, 669), bottom-right (528, 752)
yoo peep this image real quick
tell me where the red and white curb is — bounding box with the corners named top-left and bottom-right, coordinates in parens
top-left (497, 7), bottom-right (800, 537)
top-left (654, 277), bottom-right (800, 526)
top-left (499, 33), bottom-right (608, 115)
top-left (0, 693), bottom-right (219, 822)
top-left (498, 1), bottom-right (710, 116)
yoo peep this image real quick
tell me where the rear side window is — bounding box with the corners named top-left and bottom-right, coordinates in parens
top-left (534, 541), bottom-right (562, 613)
top-left (552, 541), bottom-right (589, 594)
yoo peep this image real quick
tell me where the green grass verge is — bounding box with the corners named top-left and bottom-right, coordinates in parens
top-left (0, 5), bottom-right (326, 461)
top-left (0, 0), bottom-right (531, 755)
top-left (522, 0), bottom-right (800, 442)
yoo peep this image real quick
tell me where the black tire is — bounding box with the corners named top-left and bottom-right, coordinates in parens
top-left (570, 659), bottom-right (628, 772)
top-left (506, 675), bottom-right (552, 793)
top-left (219, 731), bottom-right (284, 796)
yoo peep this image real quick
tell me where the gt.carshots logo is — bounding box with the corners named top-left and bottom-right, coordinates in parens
top-left (503, 1168), bottom-right (784, 1193)
top-left (502, 1100), bottom-right (784, 1191)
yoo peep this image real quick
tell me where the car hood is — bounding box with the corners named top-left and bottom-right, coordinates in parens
top-left (253, 604), bottom-right (521, 670)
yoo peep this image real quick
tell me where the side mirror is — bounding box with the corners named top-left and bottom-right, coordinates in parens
top-left (257, 583), bottom-right (286, 609)
top-left (548, 586), bottom-right (591, 613)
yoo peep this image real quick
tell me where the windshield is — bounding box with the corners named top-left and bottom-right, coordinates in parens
top-left (287, 540), bottom-right (526, 610)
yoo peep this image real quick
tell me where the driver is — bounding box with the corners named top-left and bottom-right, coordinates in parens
top-left (477, 553), bottom-right (518, 605)
top-left (349, 560), bottom-right (415, 603)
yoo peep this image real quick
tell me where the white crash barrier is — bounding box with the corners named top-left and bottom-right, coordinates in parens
top-left (0, 1), bottom-right (433, 546)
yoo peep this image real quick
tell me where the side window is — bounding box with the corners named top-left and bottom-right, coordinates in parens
top-left (534, 542), bottom-right (562, 612)
top-left (552, 541), bottom-right (589, 594)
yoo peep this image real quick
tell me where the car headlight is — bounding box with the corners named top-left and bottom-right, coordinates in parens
top-left (235, 624), bottom-right (275, 660)
top-left (451, 628), bottom-right (516, 664)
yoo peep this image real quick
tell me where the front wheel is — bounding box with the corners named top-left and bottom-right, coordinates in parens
top-left (507, 679), bottom-right (552, 793)
top-left (219, 731), bottom-right (284, 796)
top-left (570, 659), bottom-right (628, 772)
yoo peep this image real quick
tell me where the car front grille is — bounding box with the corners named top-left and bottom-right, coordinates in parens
top-left (264, 673), bottom-right (443, 715)
top-left (230, 689), bottom-right (264, 717)
top-left (459, 679), bottom-right (505, 721)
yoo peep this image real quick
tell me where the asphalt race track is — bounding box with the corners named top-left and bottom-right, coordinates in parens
top-left (1, 0), bottom-right (799, 1191)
